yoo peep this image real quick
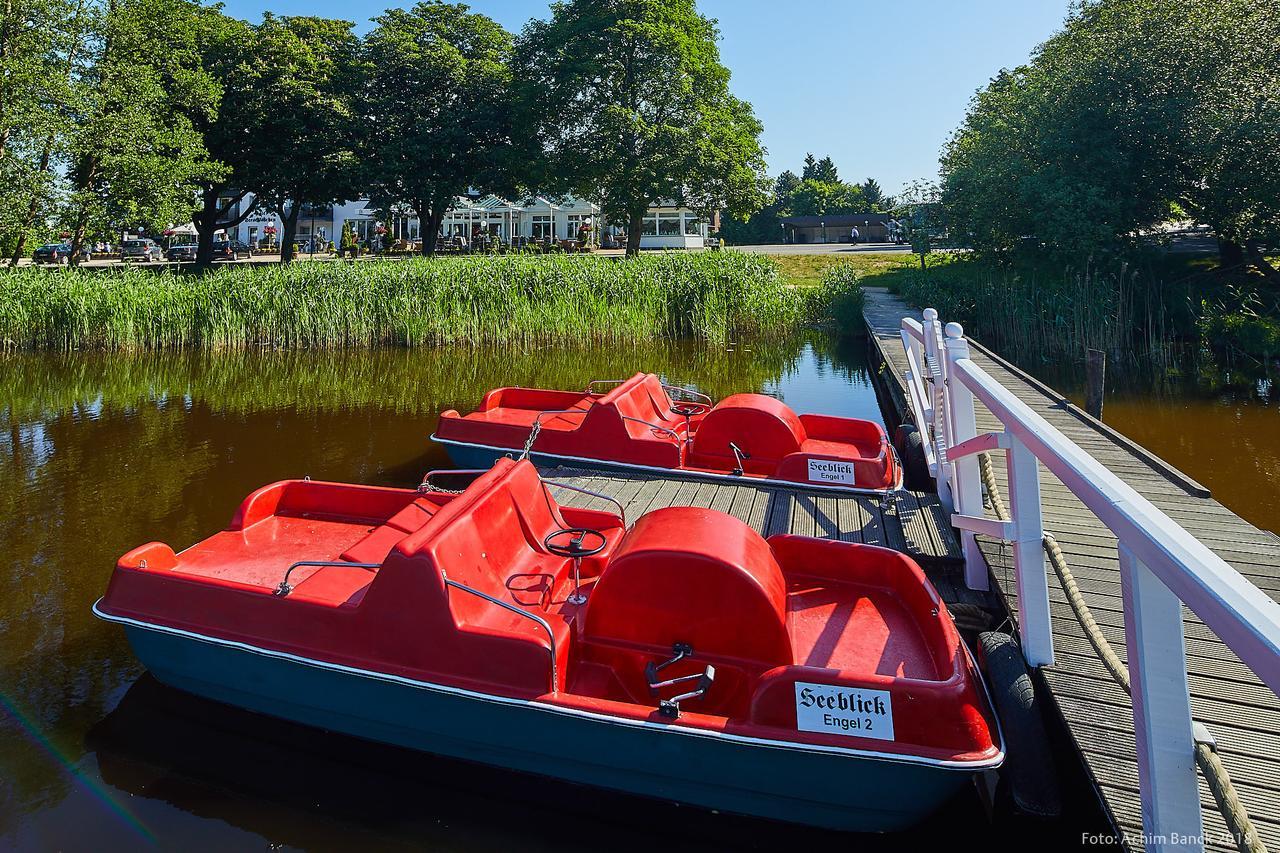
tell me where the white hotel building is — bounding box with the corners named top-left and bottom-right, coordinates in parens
top-left (224, 193), bottom-right (715, 250)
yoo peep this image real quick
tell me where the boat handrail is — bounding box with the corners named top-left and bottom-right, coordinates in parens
top-left (440, 571), bottom-right (559, 694)
top-left (585, 378), bottom-right (714, 407)
top-left (620, 415), bottom-right (682, 444)
top-left (899, 308), bottom-right (1280, 850)
top-left (585, 378), bottom-right (629, 394)
top-left (531, 408), bottom-right (590, 428)
top-left (274, 560), bottom-right (381, 597)
top-left (659, 384), bottom-right (713, 406)
top-left (540, 479), bottom-right (627, 527)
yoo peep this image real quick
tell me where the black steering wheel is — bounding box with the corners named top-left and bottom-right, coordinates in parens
top-left (543, 527), bottom-right (607, 559)
top-left (669, 402), bottom-right (707, 417)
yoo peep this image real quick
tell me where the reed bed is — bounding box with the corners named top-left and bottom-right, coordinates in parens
top-left (0, 252), bottom-right (810, 351)
top-left (892, 258), bottom-right (1176, 363)
top-left (814, 263), bottom-right (867, 336)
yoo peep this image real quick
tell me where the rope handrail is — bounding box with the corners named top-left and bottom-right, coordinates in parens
top-left (976, 451), bottom-right (1264, 853)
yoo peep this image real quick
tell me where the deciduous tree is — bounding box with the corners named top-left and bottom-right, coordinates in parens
top-left (940, 0), bottom-right (1280, 281)
top-left (245, 14), bottom-right (363, 263)
top-left (0, 0), bottom-right (90, 262)
top-left (517, 0), bottom-right (767, 255)
top-left (62, 0), bottom-right (223, 262)
top-left (361, 1), bottom-right (518, 256)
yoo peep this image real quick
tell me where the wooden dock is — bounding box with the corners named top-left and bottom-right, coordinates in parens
top-left (540, 465), bottom-right (976, 600)
top-left (863, 286), bottom-right (1280, 852)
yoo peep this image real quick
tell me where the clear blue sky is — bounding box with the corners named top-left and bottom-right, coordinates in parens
top-left (218, 0), bottom-right (1072, 196)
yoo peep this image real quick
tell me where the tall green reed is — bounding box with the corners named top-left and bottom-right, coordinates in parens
top-left (0, 252), bottom-right (808, 351)
top-left (892, 258), bottom-right (1176, 363)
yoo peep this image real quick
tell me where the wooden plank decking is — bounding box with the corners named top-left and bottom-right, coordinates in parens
top-left (538, 466), bottom-right (982, 610)
top-left (864, 286), bottom-right (1280, 852)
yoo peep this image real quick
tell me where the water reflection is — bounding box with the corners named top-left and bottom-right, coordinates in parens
top-left (1039, 354), bottom-right (1280, 533)
top-left (0, 334), bottom-right (901, 849)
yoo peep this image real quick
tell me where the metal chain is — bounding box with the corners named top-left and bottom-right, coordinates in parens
top-left (418, 479), bottom-right (465, 495)
top-left (976, 450), bottom-right (1265, 853)
top-left (520, 419), bottom-right (543, 461)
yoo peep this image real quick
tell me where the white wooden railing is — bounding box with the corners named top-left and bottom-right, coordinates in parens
top-left (900, 309), bottom-right (1280, 853)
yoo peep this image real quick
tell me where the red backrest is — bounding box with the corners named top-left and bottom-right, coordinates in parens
top-left (396, 459), bottom-right (563, 607)
top-left (690, 394), bottom-right (808, 464)
top-left (591, 373), bottom-right (683, 442)
top-left (584, 507), bottom-right (793, 666)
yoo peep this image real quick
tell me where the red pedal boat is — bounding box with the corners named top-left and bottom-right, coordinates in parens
top-left (432, 373), bottom-right (901, 494)
top-left (95, 458), bottom-right (1000, 831)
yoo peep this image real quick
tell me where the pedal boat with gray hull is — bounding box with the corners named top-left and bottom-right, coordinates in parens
top-left (94, 458), bottom-right (1001, 831)
top-left (431, 373), bottom-right (902, 495)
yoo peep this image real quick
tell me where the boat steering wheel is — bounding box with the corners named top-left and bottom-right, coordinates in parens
top-left (669, 402), bottom-right (708, 445)
top-left (543, 527), bottom-right (607, 559)
top-left (669, 402), bottom-right (707, 417)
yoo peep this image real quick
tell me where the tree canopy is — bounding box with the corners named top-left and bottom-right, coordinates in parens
top-left (0, 0), bottom-right (773, 261)
top-left (63, 0), bottom-right (224, 259)
top-left (516, 0), bottom-right (767, 254)
top-left (940, 0), bottom-right (1280, 279)
top-left (362, 1), bottom-right (519, 256)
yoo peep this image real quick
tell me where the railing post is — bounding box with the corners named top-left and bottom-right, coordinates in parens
top-left (922, 308), bottom-right (954, 512)
top-left (1119, 543), bottom-right (1203, 852)
top-left (943, 323), bottom-right (987, 590)
top-left (1006, 433), bottom-right (1054, 666)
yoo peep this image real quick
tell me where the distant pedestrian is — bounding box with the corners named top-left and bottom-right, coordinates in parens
top-left (850, 226), bottom-right (860, 244)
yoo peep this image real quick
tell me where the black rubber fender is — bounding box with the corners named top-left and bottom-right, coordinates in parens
top-left (891, 423), bottom-right (931, 491)
top-left (978, 631), bottom-right (1062, 818)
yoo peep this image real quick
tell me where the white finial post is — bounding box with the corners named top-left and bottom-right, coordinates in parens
top-left (919, 309), bottom-right (950, 509)
top-left (943, 323), bottom-right (987, 590)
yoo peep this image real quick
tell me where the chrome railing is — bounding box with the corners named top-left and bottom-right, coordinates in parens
top-left (440, 571), bottom-right (559, 694)
top-left (541, 480), bottom-right (628, 527)
top-left (274, 560), bottom-right (381, 597)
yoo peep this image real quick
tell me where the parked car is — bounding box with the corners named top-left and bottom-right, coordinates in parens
top-left (33, 244), bottom-right (82, 264)
top-left (212, 240), bottom-right (253, 261)
top-left (120, 239), bottom-right (162, 262)
top-left (165, 244), bottom-right (198, 262)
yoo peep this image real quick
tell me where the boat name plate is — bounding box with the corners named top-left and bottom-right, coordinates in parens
top-left (794, 682), bottom-right (895, 742)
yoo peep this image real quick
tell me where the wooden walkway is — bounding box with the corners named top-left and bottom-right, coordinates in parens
top-left (864, 286), bottom-right (1280, 852)
top-left (538, 465), bottom-right (982, 609)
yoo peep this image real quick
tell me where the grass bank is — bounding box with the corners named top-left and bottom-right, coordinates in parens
top-left (0, 252), bottom-right (817, 351)
top-left (769, 252), bottom-right (920, 288)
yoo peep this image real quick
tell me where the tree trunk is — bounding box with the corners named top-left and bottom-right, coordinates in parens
top-left (417, 203), bottom-right (444, 257)
top-left (67, 155), bottom-right (99, 266)
top-left (1218, 238), bottom-right (1245, 270)
top-left (1246, 242), bottom-right (1280, 287)
top-left (194, 187), bottom-right (220, 267)
top-left (279, 203), bottom-right (301, 263)
top-left (626, 210), bottom-right (645, 256)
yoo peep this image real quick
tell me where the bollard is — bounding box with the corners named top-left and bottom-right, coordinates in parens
top-left (1085, 348), bottom-right (1106, 420)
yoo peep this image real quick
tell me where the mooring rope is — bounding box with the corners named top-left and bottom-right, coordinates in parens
top-left (976, 450), bottom-right (1264, 853)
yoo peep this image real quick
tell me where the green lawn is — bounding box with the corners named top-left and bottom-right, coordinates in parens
top-left (769, 252), bottom-right (940, 288)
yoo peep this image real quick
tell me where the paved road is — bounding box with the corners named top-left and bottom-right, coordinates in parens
top-left (10, 243), bottom-right (915, 268)
top-left (728, 242), bottom-right (912, 255)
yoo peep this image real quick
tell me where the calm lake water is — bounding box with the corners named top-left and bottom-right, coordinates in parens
top-left (5, 334), bottom-right (1061, 852)
top-left (1045, 359), bottom-right (1280, 534)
